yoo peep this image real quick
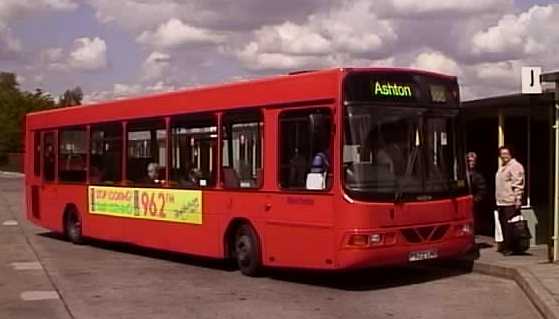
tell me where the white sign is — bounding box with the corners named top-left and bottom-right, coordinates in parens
top-left (522, 66), bottom-right (542, 94)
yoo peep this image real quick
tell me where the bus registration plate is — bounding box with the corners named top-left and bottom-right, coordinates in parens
top-left (409, 249), bottom-right (438, 262)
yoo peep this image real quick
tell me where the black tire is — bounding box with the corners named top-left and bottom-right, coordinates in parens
top-left (65, 211), bottom-right (84, 245)
top-left (234, 224), bottom-right (262, 276)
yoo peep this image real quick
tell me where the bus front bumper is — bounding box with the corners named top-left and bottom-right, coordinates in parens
top-left (336, 236), bottom-right (474, 269)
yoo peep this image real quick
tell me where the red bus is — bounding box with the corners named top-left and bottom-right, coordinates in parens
top-left (24, 68), bottom-right (473, 276)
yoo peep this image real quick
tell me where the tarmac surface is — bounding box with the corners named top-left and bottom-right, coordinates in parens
top-left (0, 176), bottom-right (543, 319)
top-left (471, 237), bottom-right (559, 319)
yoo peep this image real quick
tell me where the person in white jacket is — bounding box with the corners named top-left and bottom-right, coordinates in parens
top-left (495, 146), bottom-right (525, 255)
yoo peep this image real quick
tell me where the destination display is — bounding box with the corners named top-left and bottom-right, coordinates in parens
top-left (88, 186), bottom-right (202, 224)
top-left (373, 81), bottom-right (414, 98)
top-left (344, 72), bottom-right (458, 105)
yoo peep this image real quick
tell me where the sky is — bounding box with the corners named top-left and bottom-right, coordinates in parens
top-left (0, 0), bottom-right (558, 103)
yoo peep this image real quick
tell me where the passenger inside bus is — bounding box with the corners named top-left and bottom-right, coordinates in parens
top-left (178, 162), bottom-right (202, 187)
top-left (143, 162), bottom-right (164, 185)
top-left (44, 143), bottom-right (56, 181)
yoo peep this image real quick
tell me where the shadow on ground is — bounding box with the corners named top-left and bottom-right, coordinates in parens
top-left (38, 231), bottom-right (476, 291)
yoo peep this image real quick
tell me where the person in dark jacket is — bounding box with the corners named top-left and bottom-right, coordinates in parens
top-left (466, 152), bottom-right (488, 234)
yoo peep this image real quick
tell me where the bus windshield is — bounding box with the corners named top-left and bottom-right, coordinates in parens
top-left (343, 105), bottom-right (467, 201)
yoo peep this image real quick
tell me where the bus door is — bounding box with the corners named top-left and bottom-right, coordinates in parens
top-left (265, 108), bottom-right (336, 268)
top-left (39, 130), bottom-right (60, 229)
top-left (28, 130), bottom-right (42, 221)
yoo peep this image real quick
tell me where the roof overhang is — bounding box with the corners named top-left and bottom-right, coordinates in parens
top-left (463, 92), bottom-right (555, 109)
top-left (542, 71), bottom-right (559, 83)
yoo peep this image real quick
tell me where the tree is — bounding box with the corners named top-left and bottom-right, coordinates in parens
top-left (0, 72), bottom-right (56, 161)
top-left (0, 72), bottom-right (18, 91)
top-left (58, 86), bottom-right (83, 107)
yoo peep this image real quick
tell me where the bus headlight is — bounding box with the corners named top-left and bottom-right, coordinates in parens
top-left (370, 233), bottom-right (382, 244)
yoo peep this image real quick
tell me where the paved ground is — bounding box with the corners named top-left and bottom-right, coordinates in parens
top-left (472, 237), bottom-right (559, 319)
top-left (0, 176), bottom-right (543, 319)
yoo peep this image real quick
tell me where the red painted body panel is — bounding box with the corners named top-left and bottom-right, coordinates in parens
top-left (24, 68), bottom-right (472, 271)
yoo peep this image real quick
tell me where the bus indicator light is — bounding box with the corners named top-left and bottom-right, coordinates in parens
top-left (348, 234), bottom-right (370, 247)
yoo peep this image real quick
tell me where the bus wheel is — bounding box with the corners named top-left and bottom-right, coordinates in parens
top-left (64, 210), bottom-right (84, 245)
top-left (234, 224), bottom-right (262, 276)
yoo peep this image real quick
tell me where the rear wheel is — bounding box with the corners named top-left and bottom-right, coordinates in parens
top-left (65, 211), bottom-right (83, 245)
top-left (234, 224), bottom-right (262, 276)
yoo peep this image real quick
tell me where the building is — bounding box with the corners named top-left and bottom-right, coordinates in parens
top-left (462, 71), bottom-right (559, 262)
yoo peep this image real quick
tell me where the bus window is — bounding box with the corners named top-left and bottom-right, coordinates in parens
top-left (59, 128), bottom-right (87, 183)
top-left (279, 109), bottom-right (332, 190)
top-left (43, 132), bottom-right (56, 182)
top-left (170, 115), bottom-right (217, 188)
top-left (90, 123), bottom-right (122, 184)
top-left (222, 112), bottom-right (263, 189)
top-left (34, 131), bottom-right (41, 177)
top-left (127, 119), bottom-right (167, 185)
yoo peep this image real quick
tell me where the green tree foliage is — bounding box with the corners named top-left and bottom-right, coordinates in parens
top-left (0, 72), bottom-right (57, 161)
top-left (58, 86), bottom-right (83, 107)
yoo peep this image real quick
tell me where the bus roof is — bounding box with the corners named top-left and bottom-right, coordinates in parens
top-left (26, 67), bottom-right (456, 129)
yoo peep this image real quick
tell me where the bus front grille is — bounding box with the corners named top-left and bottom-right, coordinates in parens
top-left (400, 224), bottom-right (450, 243)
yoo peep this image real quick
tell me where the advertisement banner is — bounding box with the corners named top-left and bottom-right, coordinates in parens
top-left (88, 186), bottom-right (202, 224)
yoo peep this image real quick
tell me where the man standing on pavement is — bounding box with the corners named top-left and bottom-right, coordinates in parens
top-left (495, 146), bottom-right (525, 255)
top-left (466, 152), bottom-right (488, 234)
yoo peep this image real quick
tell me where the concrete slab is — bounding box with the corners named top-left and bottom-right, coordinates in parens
top-left (2, 220), bottom-right (19, 226)
top-left (11, 262), bottom-right (43, 270)
top-left (469, 237), bottom-right (559, 319)
top-left (20, 291), bottom-right (60, 301)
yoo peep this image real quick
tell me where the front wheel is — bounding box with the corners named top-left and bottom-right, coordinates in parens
top-left (65, 212), bottom-right (84, 245)
top-left (234, 224), bottom-right (262, 276)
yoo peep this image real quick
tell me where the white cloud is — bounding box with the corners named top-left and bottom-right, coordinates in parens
top-left (112, 83), bottom-right (142, 98)
top-left (88, 0), bottom-right (215, 31)
top-left (235, 0), bottom-right (397, 71)
top-left (388, 0), bottom-right (512, 15)
top-left (41, 0), bottom-right (78, 11)
top-left (411, 51), bottom-right (462, 76)
top-left (16, 74), bottom-right (26, 85)
top-left (475, 61), bottom-right (521, 82)
top-left (83, 80), bottom-right (176, 104)
top-left (42, 47), bottom-right (64, 62)
top-left (0, 24), bottom-right (22, 57)
top-left (142, 51), bottom-right (171, 81)
top-left (40, 37), bottom-right (108, 72)
top-left (471, 5), bottom-right (559, 58)
top-left (0, 0), bottom-right (77, 59)
top-left (137, 18), bottom-right (225, 49)
top-left (68, 37), bottom-right (108, 71)
top-left (0, 0), bottom-right (77, 22)
top-left (250, 22), bottom-right (331, 55)
top-left (87, 0), bottom-right (323, 32)
top-left (145, 81), bottom-right (175, 93)
top-left (237, 47), bottom-right (322, 71)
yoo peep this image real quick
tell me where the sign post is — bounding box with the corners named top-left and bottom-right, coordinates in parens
top-left (542, 70), bottom-right (559, 263)
top-left (522, 67), bottom-right (543, 94)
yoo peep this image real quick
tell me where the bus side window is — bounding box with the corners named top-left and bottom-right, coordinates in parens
top-left (43, 132), bottom-right (56, 182)
top-left (59, 128), bottom-right (87, 183)
top-left (90, 123), bottom-right (122, 184)
top-left (170, 114), bottom-right (217, 188)
top-left (279, 109), bottom-right (332, 191)
top-left (34, 131), bottom-right (41, 177)
top-left (127, 119), bottom-right (167, 186)
top-left (222, 111), bottom-right (263, 189)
